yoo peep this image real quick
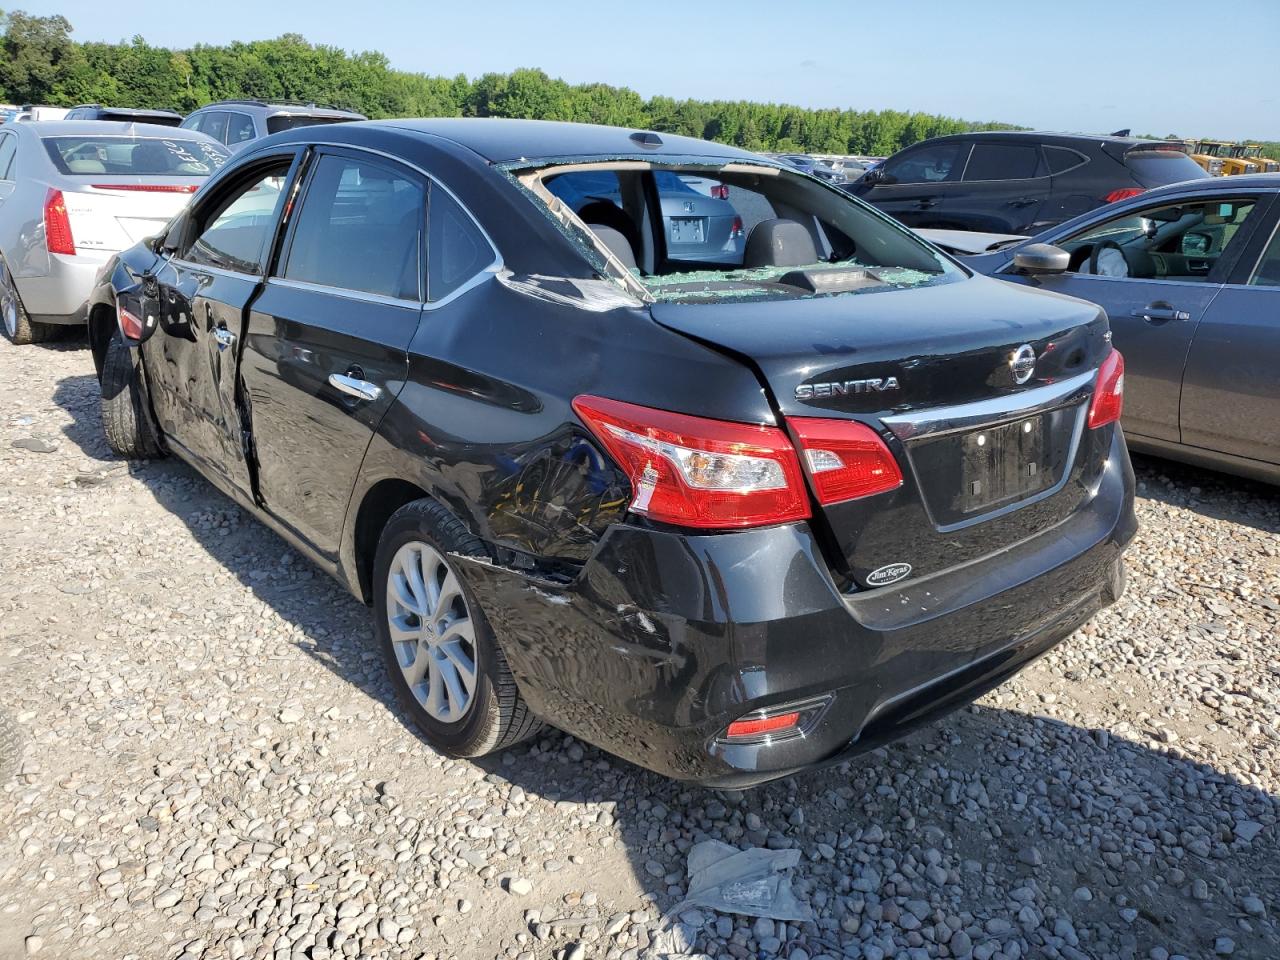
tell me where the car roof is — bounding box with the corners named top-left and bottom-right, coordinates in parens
top-left (193, 100), bottom-right (364, 119)
top-left (374, 118), bottom-right (760, 164)
top-left (71, 105), bottom-right (182, 118)
top-left (10, 120), bottom-right (213, 137)
top-left (1137, 172), bottom-right (1280, 198)
top-left (918, 130), bottom-right (1169, 149)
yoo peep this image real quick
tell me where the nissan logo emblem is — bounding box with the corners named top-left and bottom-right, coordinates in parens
top-left (1010, 344), bottom-right (1036, 385)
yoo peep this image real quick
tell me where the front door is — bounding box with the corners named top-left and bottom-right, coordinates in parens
top-left (852, 140), bottom-right (970, 228)
top-left (143, 153), bottom-right (299, 496)
top-left (1180, 213), bottom-right (1280, 463)
top-left (240, 148), bottom-right (425, 556)
top-left (941, 140), bottom-right (1047, 234)
top-left (1013, 194), bottom-right (1270, 444)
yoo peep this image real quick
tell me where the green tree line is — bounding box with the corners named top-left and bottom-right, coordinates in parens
top-left (0, 9), bottom-right (1022, 155)
top-left (2, 10), bottom-right (1275, 160)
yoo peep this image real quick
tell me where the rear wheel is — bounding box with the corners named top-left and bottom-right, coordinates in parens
top-left (1, 261), bottom-right (58, 345)
top-left (372, 499), bottom-right (543, 757)
top-left (100, 334), bottom-right (162, 459)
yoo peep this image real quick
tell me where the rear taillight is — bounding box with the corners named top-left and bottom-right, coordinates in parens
top-left (1088, 349), bottom-right (1125, 429)
top-left (710, 184), bottom-right (730, 200)
top-left (1103, 188), bottom-right (1144, 204)
top-left (790, 418), bottom-right (903, 504)
top-left (91, 183), bottom-right (199, 194)
top-left (729, 216), bottom-right (744, 239)
top-left (117, 303), bottom-right (144, 340)
top-left (44, 189), bottom-right (75, 255)
top-left (572, 395), bottom-right (810, 529)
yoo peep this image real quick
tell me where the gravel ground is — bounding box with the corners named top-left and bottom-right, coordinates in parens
top-left (0, 340), bottom-right (1277, 960)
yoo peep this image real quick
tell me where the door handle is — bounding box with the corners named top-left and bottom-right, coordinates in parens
top-left (916, 199), bottom-right (938, 209)
top-left (212, 326), bottom-right (236, 351)
top-left (328, 372), bottom-right (382, 402)
top-left (1006, 198), bottom-right (1037, 207)
top-left (1130, 303), bottom-right (1191, 324)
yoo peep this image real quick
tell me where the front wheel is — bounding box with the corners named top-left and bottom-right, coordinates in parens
top-left (372, 499), bottom-right (543, 757)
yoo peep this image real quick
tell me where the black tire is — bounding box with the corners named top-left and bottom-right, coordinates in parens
top-left (372, 499), bottom-right (543, 757)
top-left (100, 334), bottom-right (162, 459)
top-left (1, 260), bottom-right (59, 345)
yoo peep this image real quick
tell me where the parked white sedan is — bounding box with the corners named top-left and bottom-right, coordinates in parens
top-left (0, 120), bottom-right (229, 344)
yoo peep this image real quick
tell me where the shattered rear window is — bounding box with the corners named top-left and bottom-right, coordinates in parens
top-left (505, 156), bottom-right (963, 305)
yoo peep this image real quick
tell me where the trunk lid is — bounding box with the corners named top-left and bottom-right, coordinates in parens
top-left (649, 275), bottom-right (1114, 586)
top-left (62, 180), bottom-right (202, 254)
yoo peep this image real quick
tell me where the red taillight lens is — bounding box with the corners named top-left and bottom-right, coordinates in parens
top-left (726, 712), bottom-right (800, 739)
top-left (572, 395), bottom-right (810, 529)
top-left (117, 303), bottom-right (144, 340)
top-left (729, 216), bottom-right (744, 239)
top-left (710, 184), bottom-right (730, 200)
top-left (1103, 188), bottom-right (1144, 204)
top-left (1088, 349), bottom-right (1125, 429)
top-left (789, 418), bottom-right (903, 504)
top-left (44, 188), bottom-right (75, 255)
top-left (91, 183), bottom-right (199, 194)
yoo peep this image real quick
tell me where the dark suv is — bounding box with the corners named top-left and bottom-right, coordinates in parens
top-left (87, 119), bottom-right (1135, 787)
top-left (179, 99), bottom-right (366, 152)
top-left (849, 131), bottom-right (1208, 234)
top-left (63, 104), bottom-right (182, 126)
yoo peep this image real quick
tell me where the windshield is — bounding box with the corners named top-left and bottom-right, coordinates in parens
top-left (519, 159), bottom-right (963, 304)
top-left (42, 135), bottom-right (228, 176)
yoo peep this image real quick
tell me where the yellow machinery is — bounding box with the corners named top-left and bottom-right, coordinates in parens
top-left (1233, 144), bottom-right (1278, 174)
top-left (1189, 140), bottom-right (1227, 175)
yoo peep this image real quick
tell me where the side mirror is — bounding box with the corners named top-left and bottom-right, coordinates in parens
top-left (1012, 243), bottom-right (1070, 275)
top-left (159, 210), bottom-right (192, 255)
top-left (860, 167), bottom-right (891, 186)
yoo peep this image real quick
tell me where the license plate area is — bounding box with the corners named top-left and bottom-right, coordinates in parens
top-left (670, 216), bottom-right (706, 244)
top-left (906, 405), bottom-right (1082, 527)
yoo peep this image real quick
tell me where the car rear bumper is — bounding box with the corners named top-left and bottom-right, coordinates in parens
top-left (15, 251), bottom-right (109, 323)
top-left (457, 429), bottom-right (1136, 787)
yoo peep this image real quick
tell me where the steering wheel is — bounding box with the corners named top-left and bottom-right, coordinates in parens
top-left (1089, 239), bottom-right (1131, 277)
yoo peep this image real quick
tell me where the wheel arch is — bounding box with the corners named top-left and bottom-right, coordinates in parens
top-left (350, 477), bottom-right (435, 605)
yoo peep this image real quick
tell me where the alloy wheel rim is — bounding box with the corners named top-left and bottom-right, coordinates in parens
top-left (386, 541), bottom-right (478, 724)
top-left (1, 269), bottom-right (15, 338)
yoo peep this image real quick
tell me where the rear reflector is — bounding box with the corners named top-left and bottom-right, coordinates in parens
top-left (91, 183), bottom-right (199, 194)
top-left (790, 418), bottom-right (903, 504)
top-left (572, 395), bottom-right (810, 529)
top-left (1103, 188), bottom-right (1144, 204)
top-left (1088, 349), bottom-right (1125, 429)
top-left (725, 712), bottom-right (801, 739)
top-left (117, 303), bottom-right (144, 341)
top-left (43, 188), bottom-right (75, 255)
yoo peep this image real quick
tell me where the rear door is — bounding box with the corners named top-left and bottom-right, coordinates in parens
top-left (1179, 205), bottom-right (1280, 463)
top-left (1014, 193), bottom-right (1270, 444)
top-left (144, 151), bottom-right (300, 496)
top-left (940, 140), bottom-right (1048, 233)
top-left (240, 147), bottom-right (425, 555)
top-left (850, 140), bottom-right (970, 228)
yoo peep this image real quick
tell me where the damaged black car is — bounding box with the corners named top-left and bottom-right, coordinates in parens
top-left (88, 118), bottom-right (1136, 787)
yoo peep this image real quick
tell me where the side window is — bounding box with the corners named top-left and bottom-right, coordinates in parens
top-left (226, 113), bottom-right (256, 146)
top-left (1061, 198), bottom-right (1258, 282)
top-left (1248, 224), bottom-right (1280, 287)
top-left (1044, 146), bottom-right (1087, 176)
top-left (884, 143), bottom-right (968, 184)
top-left (284, 154), bottom-right (424, 300)
top-left (201, 112), bottom-right (230, 145)
top-left (0, 135), bottom-right (16, 180)
top-left (186, 161), bottom-right (291, 274)
top-left (179, 115), bottom-right (202, 132)
top-left (963, 143), bottom-right (1042, 181)
top-left (427, 185), bottom-right (494, 301)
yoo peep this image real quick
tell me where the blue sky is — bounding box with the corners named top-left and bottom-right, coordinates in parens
top-left (32, 0), bottom-right (1280, 140)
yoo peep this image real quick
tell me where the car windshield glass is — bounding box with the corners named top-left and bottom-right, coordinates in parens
top-left (521, 160), bottom-right (963, 304)
top-left (41, 135), bottom-right (228, 176)
top-left (266, 115), bottom-right (353, 134)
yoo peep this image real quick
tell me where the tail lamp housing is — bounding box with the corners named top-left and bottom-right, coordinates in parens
top-left (1087, 349), bottom-right (1125, 429)
top-left (44, 189), bottom-right (75, 255)
top-left (573, 397), bottom-right (903, 529)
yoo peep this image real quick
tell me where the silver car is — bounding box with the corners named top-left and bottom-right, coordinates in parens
top-left (0, 120), bottom-right (229, 344)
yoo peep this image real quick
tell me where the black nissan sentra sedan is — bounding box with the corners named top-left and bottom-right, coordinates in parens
top-left (87, 119), bottom-right (1136, 787)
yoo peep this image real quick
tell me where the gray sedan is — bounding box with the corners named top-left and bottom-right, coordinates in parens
top-left (943, 174), bottom-right (1280, 484)
top-left (0, 120), bottom-right (228, 344)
